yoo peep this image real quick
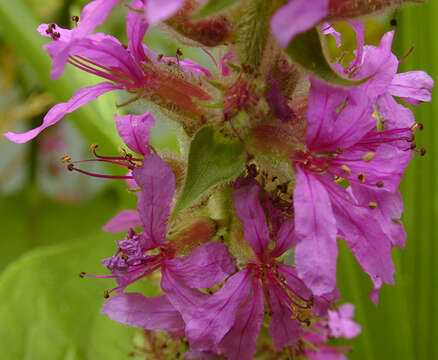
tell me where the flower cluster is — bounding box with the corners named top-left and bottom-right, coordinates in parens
top-left (4, 0), bottom-right (433, 359)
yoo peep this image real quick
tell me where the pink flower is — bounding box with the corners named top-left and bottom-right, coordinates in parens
top-left (185, 183), bottom-right (337, 359)
top-left (3, 0), bottom-right (210, 144)
top-left (96, 155), bottom-right (235, 334)
top-left (292, 77), bottom-right (417, 302)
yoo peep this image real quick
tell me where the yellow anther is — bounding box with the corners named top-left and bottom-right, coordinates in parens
top-left (368, 202), bottom-right (378, 210)
top-left (362, 152), bottom-right (375, 162)
top-left (341, 165), bottom-right (352, 175)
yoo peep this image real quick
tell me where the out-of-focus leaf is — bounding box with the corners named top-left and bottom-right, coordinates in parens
top-left (286, 28), bottom-right (365, 86)
top-left (396, 2), bottom-right (438, 359)
top-left (171, 126), bottom-right (245, 219)
top-left (0, 0), bottom-right (120, 150)
top-left (0, 189), bottom-right (123, 272)
top-left (194, 0), bottom-right (241, 19)
top-left (0, 233), bottom-right (157, 360)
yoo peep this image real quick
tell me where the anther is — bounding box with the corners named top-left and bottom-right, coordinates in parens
top-left (376, 181), bottom-right (385, 188)
top-left (362, 152), bottom-right (375, 162)
top-left (79, 271), bottom-right (86, 278)
top-left (337, 147), bottom-right (344, 154)
top-left (421, 148), bottom-right (426, 156)
top-left (72, 15), bottom-right (79, 23)
top-left (67, 163), bottom-right (74, 171)
top-left (358, 173), bottom-right (366, 183)
top-left (52, 32), bottom-right (60, 40)
top-left (341, 165), bottom-right (351, 175)
top-left (89, 143), bottom-right (99, 153)
top-left (368, 202), bottom-right (378, 210)
top-left (61, 155), bottom-right (72, 163)
top-left (103, 290), bottom-right (110, 299)
top-left (410, 123), bottom-right (424, 131)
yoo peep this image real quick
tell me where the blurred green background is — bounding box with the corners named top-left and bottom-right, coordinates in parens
top-left (0, 0), bottom-right (436, 359)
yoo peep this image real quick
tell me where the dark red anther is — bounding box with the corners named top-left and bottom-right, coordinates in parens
top-left (376, 181), bottom-right (385, 188)
top-left (72, 15), bottom-right (79, 23)
top-left (79, 271), bottom-right (86, 278)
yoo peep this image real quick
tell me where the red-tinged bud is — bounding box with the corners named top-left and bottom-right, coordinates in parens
top-left (328, 0), bottom-right (424, 19)
top-left (167, 217), bottom-right (218, 255)
top-left (165, 1), bottom-right (233, 47)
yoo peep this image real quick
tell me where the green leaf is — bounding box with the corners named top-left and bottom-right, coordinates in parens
top-left (285, 27), bottom-right (364, 87)
top-left (195, 0), bottom-right (241, 19)
top-left (172, 126), bottom-right (245, 219)
top-left (0, 234), bottom-right (158, 360)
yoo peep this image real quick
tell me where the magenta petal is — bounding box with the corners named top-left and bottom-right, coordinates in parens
top-left (165, 242), bottom-right (235, 289)
top-left (101, 292), bottom-right (185, 337)
top-left (350, 186), bottom-right (406, 248)
top-left (325, 180), bottom-right (395, 297)
top-left (271, 0), bottom-right (328, 47)
top-left (294, 167), bottom-right (338, 296)
top-left (268, 284), bottom-right (303, 350)
top-left (145, 0), bottom-right (184, 25)
top-left (233, 184), bottom-right (270, 257)
top-left (75, 0), bottom-right (120, 37)
top-left (132, 155), bottom-right (175, 248)
top-left (102, 210), bottom-right (141, 233)
top-left (115, 112), bottom-right (155, 155)
top-left (354, 31), bottom-right (398, 101)
top-left (389, 71), bottom-right (434, 105)
top-left (3, 82), bottom-right (120, 143)
top-left (294, 167), bottom-right (338, 295)
top-left (161, 267), bottom-right (208, 323)
top-left (184, 349), bottom-right (219, 360)
top-left (271, 219), bottom-right (297, 258)
top-left (321, 22), bottom-right (341, 47)
top-left (218, 280), bottom-right (265, 360)
top-left (306, 79), bottom-right (375, 152)
top-left (377, 93), bottom-right (415, 129)
top-left (127, 0), bottom-right (149, 64)
top-left (344, 22), bottom-right (365, 74)
top-left (186, 269), bottom-right (252, 351)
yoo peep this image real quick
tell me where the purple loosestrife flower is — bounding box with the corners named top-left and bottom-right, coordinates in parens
top-left (185, 183), bottom-right (337, 360)
top-left (3, 0), bottom-right (211, 143)
top-left (341, 25), bottom-right (434, 129)
top-left (300, 303), bottom-right (361, 359)
top-left (291, 76), bottom-right (418, 302)
top-left (98, 154), bottom-right (235, 333)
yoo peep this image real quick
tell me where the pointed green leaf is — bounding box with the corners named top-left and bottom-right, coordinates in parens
top-left (0, 234), bottom-right (158, 359)
top-left (172, 126), bottom-right (245, 219)
top-left (285, 27), bottom-right (364, 87)
top-left (194, 0), bottom-right (241, 19)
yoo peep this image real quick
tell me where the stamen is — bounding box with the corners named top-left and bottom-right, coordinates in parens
top-left (362, 152), bottom-right (375, 162)
top-left (67, 163), bottom-right (134, 179)
top-left (61, 155), bottom-right (72, 163)
top-left (376, 181), bottom-right (385, 188)
top-left (358, 173), bottom-right (366, 183)
top-left (368, 202), bottom-right (378, 210)
top-left (341, 165), bottom-right (352, 175)
top-left (399, 45), bottom-right (415, 64)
